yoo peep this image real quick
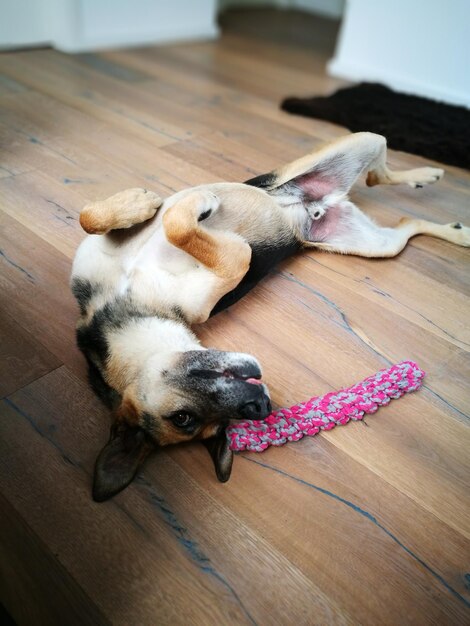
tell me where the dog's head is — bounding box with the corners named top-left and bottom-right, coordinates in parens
top-left (92, 349), bottom-right (271, 501)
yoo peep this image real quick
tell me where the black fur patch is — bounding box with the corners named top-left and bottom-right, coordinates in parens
top-left (244, 172), bottom-right (277, 189)
top-left (198, 209), bottom-right (212, 222)
top-left (211, 238), bottom-right (301, 315)
top-left (76, 319), bottom-right (109, 366)
top-left (209, 171), bottom-right (302, 313)
top-left (171, 305), bottom-right (185, 320)
top-left (85, 356), bottom-right (121, 409)
top-left (71, 278), bottom-right (95, 315)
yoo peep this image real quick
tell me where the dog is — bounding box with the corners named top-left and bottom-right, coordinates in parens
top-left (71, 132), bottom-right (469, 502)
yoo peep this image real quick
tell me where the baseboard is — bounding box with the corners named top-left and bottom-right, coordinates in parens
top-left (55, 23), bottom-right (219, 53)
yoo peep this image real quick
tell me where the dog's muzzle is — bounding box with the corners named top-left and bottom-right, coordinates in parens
top-left (175, 349), bottom-right (272, 420)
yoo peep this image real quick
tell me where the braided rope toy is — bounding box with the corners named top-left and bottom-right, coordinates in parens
top-left (227, 361), bottom-right (424, 452)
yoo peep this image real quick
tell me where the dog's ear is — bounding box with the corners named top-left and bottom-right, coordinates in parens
top-left (246, 140), bottom-right (367, 200)
top-left (92, 421), bottom-right (153, 502)
top-left (202, 427), bottom-right (233, 482)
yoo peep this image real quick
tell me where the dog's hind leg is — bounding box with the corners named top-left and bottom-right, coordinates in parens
top-left (297, 131), bottom-right (445, 190)
top-left (80, 188), bottom-right (163, 234)
top-left (306, 202), bottom-right (470, 257)
top-left (248, 132), bottom-right (445, 238)
top-left (364, 136), bottom-right (444, 189)
top-left (253, 132), bottom-right (444, 196)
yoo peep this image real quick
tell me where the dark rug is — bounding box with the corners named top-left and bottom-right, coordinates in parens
top-left (281, 82), bottom-right (470, 170)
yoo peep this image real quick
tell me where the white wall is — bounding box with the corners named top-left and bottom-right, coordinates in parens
top-left (329, 0), bottom-right (470, 106)
top-left (0, 0), bottom-right (219, 51)
top-left (0, 0), bottom-right (52, 48)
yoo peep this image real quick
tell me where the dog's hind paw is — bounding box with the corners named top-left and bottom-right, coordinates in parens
top-left (447, 222), bottom-right (470, 247)
top-left (406, 167), bottom-right (444, 188)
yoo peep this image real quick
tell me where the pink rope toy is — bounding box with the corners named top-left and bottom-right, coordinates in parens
top-left (227, 361), bottom-right (425, 452)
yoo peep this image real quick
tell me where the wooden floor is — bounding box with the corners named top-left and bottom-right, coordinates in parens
top-left (1, 9), bottom-right (469, 626)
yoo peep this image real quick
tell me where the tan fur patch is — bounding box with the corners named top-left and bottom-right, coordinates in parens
top-left (197, 423), bottom-right (222, 441)
top-left (79, 209), bottom-right (110, 235)
top-left (116, 394), bottom-right (140, 425)
top-left (80, 188), bottom-right (162, 234)
top-left (106, 353), bottom-right (134, 394)
top-left (163, 190), bottom-right (252, 280)
top-left (366, 171), bottom-right (380, 187)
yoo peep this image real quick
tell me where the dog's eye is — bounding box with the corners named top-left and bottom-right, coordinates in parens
top-left (171, 412), bottom-right (195, 428)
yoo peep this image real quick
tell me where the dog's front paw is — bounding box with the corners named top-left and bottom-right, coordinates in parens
top-left (196, 190), bottom-right (220, 222)
top-left (80, 188), bottom-right (162, 234)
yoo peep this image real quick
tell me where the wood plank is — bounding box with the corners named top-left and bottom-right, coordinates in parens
top-left (0, 50), bottom-right (187, 147)
top-left (167, 440), bottom-right (470, 624)
top-left (287, 255), bottom-right (470, 414)
top-left (0, 91), bottom-right (218, 200)
top-left (104, 47), bottom-right (348, 142)
top-left (153, 40), bottom-right (340, 101)
top-left (0, 49), bottom-right (339, 163)
top-left (297, 251), bottom-right (470, 351)
top-left (0, 72), bottom-right (29, 96)
top-left (0, 493), bottom-right (107, 626)
top-left (0, 211), bottom-right (83, 376)
top-left (0, 309), bottom-right (61, 398)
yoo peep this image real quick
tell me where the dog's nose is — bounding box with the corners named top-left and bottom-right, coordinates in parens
top-left (238, 394), bottom-right (272, 420)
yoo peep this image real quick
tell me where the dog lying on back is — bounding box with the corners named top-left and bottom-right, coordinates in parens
top-left (71, 132), bottom-right (469, 501)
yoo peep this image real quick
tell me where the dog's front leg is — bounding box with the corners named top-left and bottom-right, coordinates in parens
top-left (162, 189), bottom-right (253, 323)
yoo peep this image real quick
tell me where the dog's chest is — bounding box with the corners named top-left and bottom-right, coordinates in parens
top-left (128, 226), bottom-right (197, 277)
top-left (116, 226), bottom-right (200, 299)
